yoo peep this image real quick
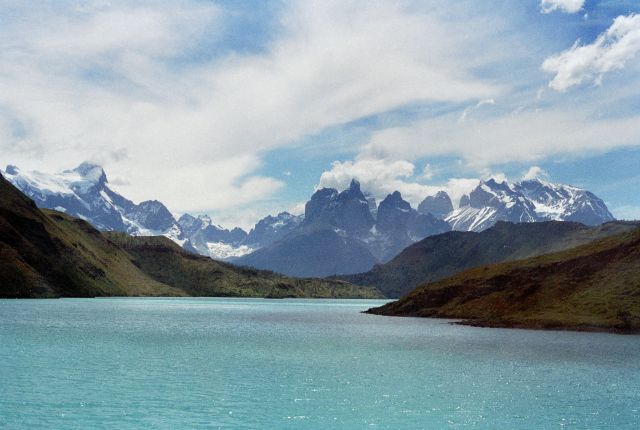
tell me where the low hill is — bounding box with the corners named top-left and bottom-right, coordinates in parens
top-left (367, 227), bottom-right (640, 333)
top-left (339, 221), bottom-right (639, 298)
top-left (0, 173), bottom-right (380, 299)
top-left (105, 233), bottom-right (382, 298)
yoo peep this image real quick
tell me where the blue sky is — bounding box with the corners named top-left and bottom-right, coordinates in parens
top-left (1, 0), bottom-right (639, 228)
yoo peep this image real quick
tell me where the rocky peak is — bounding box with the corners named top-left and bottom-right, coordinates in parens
top-left (304, 181), bottom-right (374, 234)
top-left (513, 179), bottom-right (614, 226)
top-left (127, 200), bottom-right (176, 232)
top-left (71, 162), bottom-right (107, 186)
top-left (304, 187), bottom-right (339, 224)
top-left (244, 211), bottom-right (302, 247)
top-left (418, 191), bottom-right (454, 219)
top-left (470, 179), bottom-right (521, 209)
top-left (376, 191), bottom-right (412, 232)
top-left (177, 213), bottom-right (203, 237)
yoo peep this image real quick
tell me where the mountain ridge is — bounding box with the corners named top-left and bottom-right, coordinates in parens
top-left (366, 225), bottom-right (640, 333)
top-left (338, 220), bottom-right (639, 298)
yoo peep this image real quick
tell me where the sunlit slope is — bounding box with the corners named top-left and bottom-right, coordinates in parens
top-left (368, 227), bottom-right (640, 332)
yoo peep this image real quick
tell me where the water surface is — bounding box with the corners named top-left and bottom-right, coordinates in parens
top-left (1, 298), bottom-right (639, 429)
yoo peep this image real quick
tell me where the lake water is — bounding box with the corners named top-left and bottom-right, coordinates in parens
top-left (1, 298), bottom-right (639, 429)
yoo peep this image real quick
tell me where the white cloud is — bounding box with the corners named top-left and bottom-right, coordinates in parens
top-left (479, 169), bottom-right (508, 184)
top-left (422, 164), bottom-right (435, 180)
top-left (542, 13), bottom-right (640, 91)
top-left (318, 159), bottom-right (433, 206)
top-left (540, 0), bottom-right (585, 14)
top-left (0, 0), bottom-right (502, 221)
top-left (459, 98), bottom-right (496, 122)
top-left (522, 166), bottom-right (549, 180)
top-left (359, 108), bottom-right (640, 168)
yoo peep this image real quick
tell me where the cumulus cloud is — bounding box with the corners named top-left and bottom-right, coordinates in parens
top-left (318, 159), bottom-right (435, 205)
top-left (542, 13), bottom-right (640, 91)
top-left (0, 0), bottom-right (502, 219)
top-left (540, 0), bottom-right (585, 14)
top-left (421, 164), bottom-right (435, 180)
top-left (522, 166), bottom-right (549, 181)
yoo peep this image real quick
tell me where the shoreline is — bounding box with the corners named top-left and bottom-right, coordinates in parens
top-left (364, 308), bottom-right (640, 335)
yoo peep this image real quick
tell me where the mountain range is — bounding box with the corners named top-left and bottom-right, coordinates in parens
top-left (1, 163), bottom-right (301, 260)
top-left (2, 163), bottom-right (616, 277)
top-left (236, 180), bottom-right (450, 276)
top-left (0, 171), bottom-right (380, 299)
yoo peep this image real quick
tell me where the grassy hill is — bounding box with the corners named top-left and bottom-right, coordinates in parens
top-left (105, 232), bottom-right (382, 298)
top-left (367, 226), bottom-right (640, 333)
top-left (0, 173), bottom-right (380, 299)
top-left (339, 221), bottom-right (639, 298)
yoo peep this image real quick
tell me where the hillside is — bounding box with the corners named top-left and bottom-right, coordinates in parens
top-left (105, 232), bottom-right (382, 298)
top-left (0, 173), bottom-right (380, 299)
top-left (367, 227), bottom-right (640, 333)
top-left (339, 221), bottom-right (639, 298)
top-left (0, 173), bottom-right (181, 297)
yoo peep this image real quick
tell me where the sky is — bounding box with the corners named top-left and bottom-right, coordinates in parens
top-left (1, 0), bottom-right (640, 229)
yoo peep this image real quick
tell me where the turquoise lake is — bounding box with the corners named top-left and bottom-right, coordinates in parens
top-left (1, 298), bottom-right (639, 429)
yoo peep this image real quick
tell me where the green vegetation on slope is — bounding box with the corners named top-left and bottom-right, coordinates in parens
top-left (104, 232), bottom-right (382, 298)
top-left (368, 227), bottom-right (640, 333)
top-left (340, 221), bottom-right (639, 298)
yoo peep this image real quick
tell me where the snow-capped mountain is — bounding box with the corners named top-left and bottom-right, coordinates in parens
top-left (445, 178), bottom-right (614, 232)
top-left (2, 162), bottom-right (186, 242)
top-left (1, 162), bottom-right (310, 261)
top-left (0, 163), bottom-right (248, 256)
top-left (177, 214), bottom-right (251, 259)
top-left (244, 212), bottom-right (303, 248)
top-left (514, 179), bottom-right (614, 226)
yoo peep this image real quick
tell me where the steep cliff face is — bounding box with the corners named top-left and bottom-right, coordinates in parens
top-left (418, 191), bottom-right (454, 219)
